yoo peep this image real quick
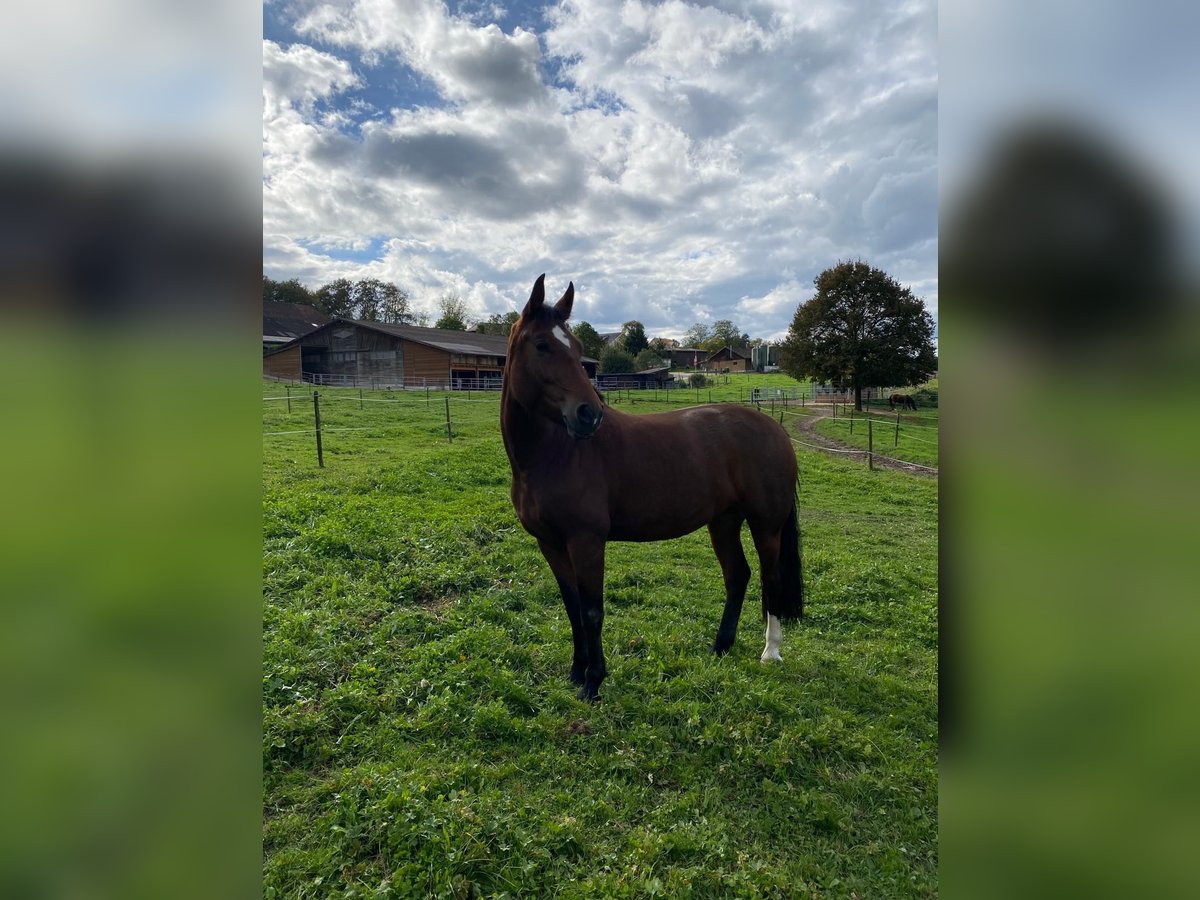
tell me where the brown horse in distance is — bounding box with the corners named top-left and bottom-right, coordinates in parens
top-left (501, 275), bottom-right (803, 701)
top-left (889, 392), bottom-right (918, 411)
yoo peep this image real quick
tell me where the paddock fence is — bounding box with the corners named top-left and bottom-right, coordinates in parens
top-left (263, 380), bottom-right (938, 475)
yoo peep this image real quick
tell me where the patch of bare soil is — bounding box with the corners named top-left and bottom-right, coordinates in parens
top-left (786, 406), bottom-right (937, 477)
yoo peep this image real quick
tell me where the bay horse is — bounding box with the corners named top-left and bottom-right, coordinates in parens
top-left (501, 275), bottom-right (803, 701)
top-left (889, 392), bottom-right (917, 411)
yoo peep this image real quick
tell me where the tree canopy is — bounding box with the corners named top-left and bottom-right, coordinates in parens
top-left (634, 349), bottom-right (664, 371)
top-left (618, 321), bottom-right (649, 356)
top-left (435, 294), bottom-right (471, 331)
top-left (571, 321), bottom-right (606, 360)
top-left (265, 275), bottom-right (413, 323)
top-left (599, 345), bottom-right (635, 374)
top-left (780, 261), bottom-right (937, 410)
top-left (682, 322), bottom-right (711, 347)
top-left (475, 311), bottom-right (521, 336)
top-left (263, 276), bottom-right (316, 307)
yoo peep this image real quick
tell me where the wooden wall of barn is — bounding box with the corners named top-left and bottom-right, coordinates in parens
top-left (263, 345), bottom-right (301, 380)
top-left (403, 341), bottom-right (450, 385)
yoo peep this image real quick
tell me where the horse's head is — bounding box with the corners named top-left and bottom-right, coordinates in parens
top-left (505, 274), bottom-right (603, 439)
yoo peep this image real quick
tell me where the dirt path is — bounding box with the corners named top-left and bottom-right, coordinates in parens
top-left (784, 406), bottom-right (938, 477)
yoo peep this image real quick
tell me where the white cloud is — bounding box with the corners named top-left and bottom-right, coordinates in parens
top-left (297, 0), bottom-right (548, 108)
top-left (263, 0), bottom-right (938, 337)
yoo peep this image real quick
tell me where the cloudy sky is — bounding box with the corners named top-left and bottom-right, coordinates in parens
top-left (263, 0), bottom-right (936, 340)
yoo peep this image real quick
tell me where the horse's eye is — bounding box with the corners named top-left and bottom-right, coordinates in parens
top-left (535, 341), bottom-right (551, 353)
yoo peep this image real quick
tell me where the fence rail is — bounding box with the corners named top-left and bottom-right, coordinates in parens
top-left (263, 383), bottom-right (937, 475)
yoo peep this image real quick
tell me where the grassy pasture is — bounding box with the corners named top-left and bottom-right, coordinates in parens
top-left (263, 375), bottom-right (938, 898)
top-left (814, 408), bottom-right (940, 470)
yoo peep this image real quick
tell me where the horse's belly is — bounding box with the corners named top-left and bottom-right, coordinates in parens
top-left (607, 497), bottom-right (717, 542)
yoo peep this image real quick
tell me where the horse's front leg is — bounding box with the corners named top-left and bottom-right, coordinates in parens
top-left (537, 539), bottom-right (587, 685)
top-left (567, 537), bottom-right (607, 702)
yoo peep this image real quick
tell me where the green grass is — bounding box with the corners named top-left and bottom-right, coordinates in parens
top-left (263, 377), bottom-right (938, 898)
top-left (814, 407), bottom-right (940, 470)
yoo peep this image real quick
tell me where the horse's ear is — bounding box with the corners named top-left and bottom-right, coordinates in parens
top-left (522, 274), bottom-right (546, 316)
top-left (553, 282), bottom-right (574, 322)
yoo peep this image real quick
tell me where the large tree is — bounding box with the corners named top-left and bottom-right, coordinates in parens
top-left (435, 294), bottom-right (471, 330)
top-left (264, 275), bottom-right (316, 307)
top-left (572, 321), bottom-right (606, 360)
top-left (618, 320), bottom-right (649, 356)
top-left (710, 319), bottom-right (750, 349)
top-left (377, 282), bottom-right (414, 324)
top-left (781, 261), bottom-right (937, 411)
top-left (682, 322), bottom-right (711, 348)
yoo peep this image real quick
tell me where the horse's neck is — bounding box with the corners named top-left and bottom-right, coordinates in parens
top-left (500, 388), bottom-right (565, 475)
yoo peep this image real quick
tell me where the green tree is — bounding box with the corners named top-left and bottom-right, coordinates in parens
top-left (618, 321), bottom-right (649, 356)
top-left (709, 319), bottom-right (749, 349)
top-left (476, 311), bottom-right (521, 336)
top-left (682, 322), bottom-right (710, 347)
top-left (435, 294), bottom-right (470, 330)
top-left (781, 261), bottom-right (937, 411)
top-left (352, 278), bottom-right (387, 320)
top-left (599, 346), bottom-right (635, 374)
top-left (310, 278), bottom-right (353, 317)
top-left (265, 275), bottom-right (317, 308)
top-left (378, 282), bottom-right (414, 324)
top-left (572, 321), bottom-right (606, 359)
top-left (634, 348), bottom-right (664, 371)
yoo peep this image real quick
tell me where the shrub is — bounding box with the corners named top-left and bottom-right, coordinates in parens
top-left (599, 346), bottom-right (635, 374)
top-left (687, 373), bottom-right (709, 388)
top-left (911, 387), bottom-right (938, 407)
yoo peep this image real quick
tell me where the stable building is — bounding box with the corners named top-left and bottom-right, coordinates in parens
top-left (705, 346), bottom-right (751, 373)
top-left (263, 301), bottom-right (331, 353)
top-left (263, 318), bottom-right (598, 389)
top-left (668, 347), bottom-right (707, 369)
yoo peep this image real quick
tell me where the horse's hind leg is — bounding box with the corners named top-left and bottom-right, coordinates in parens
top-left (748, 522), bottom-right (784, 662)
top-left (708, 511), bottom-right (750, 655)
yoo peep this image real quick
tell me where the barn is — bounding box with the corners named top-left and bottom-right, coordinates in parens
top-left (263, 318), bottom-right (598, 389)
top-left (668, 347), bottom-right (707, 369)
top-left (263, 301), bottom-right (331, 353)
top-left (705, 346), bottom-right (751, 373)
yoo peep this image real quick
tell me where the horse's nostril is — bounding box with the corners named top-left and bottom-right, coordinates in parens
top-left (578, 403), bottom-right (596, 425)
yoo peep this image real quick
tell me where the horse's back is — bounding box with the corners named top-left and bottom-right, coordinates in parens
top-left (601, 404), bottom-right (796, 539)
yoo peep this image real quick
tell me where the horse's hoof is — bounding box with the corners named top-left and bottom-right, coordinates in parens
top-left (568, 665), bottom-right (586, 686)
top-left (576, 685), bottom-right (601, 703)
top-left (760, 649), bottom-right (783, 663)
top-left (712, 640), bottom-right (733, 657)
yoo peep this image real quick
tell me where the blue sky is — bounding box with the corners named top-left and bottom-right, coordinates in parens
top-left (263, 0), bottom-right (937, 340)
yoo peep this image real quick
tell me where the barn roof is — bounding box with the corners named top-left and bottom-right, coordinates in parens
top-left (705, 345), bottom-right (750, 361)
top-left (263, 301), bottom-right (332, 341)
top-left (264, 317), bottom-right (598, 364)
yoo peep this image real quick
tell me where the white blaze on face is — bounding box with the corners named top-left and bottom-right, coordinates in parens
top-left (552, 325), bottom-right (572, 349)
top-left (761, 614), bottom-right (783, 663)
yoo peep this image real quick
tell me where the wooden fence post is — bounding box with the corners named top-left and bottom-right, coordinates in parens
top-left (850, 409), bottom-right (854, 434)
top-left (444, 397), bottom-right (452, 443)
top-left (313, 391), bottom-right (324, 468)
top-left (359, 388), bottom-right (364, 410)
top-left (286, 384), bottom-right (291, 414)
top-left (895, 411), bottom-right (901, 447)
top-left (868, 416), bottom-right (874, 470)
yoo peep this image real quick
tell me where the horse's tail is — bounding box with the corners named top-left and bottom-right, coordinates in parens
top-left (774, 491), bottom-right (805, 621)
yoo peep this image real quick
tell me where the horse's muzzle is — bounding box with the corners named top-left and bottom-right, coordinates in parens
top-left (564, 402), bottom-right (603, 439)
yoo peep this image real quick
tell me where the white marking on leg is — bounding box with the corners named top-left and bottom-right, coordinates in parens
top-left (552, 325), bottom-right (572, 348)
top-left (760, 614), bottom-right (783, 663)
